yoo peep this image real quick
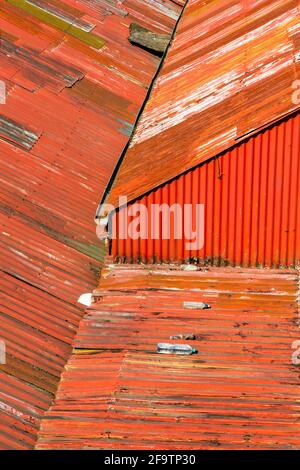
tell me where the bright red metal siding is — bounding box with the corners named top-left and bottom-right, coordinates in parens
top-left (112, 112), bottom-right (300, 268)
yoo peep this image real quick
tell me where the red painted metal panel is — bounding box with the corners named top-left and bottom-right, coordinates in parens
top-left (36, 264), bottom-right (300, 450)
top-left (0, 0), bottom-right (181, 449)
top-left (112, 112), bottom-right (300, 267)
top-left (105, 0), bottom-right (300, 209)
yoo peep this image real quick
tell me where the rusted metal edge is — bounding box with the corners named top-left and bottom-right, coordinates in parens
top-left (95, 0), bottom-right (189, 224)
top-left (235, 108), bottom-right (300, 143)
top-left (102, 106), bottom-right (300, 228)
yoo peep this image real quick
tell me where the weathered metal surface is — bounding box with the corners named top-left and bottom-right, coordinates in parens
top-left (111, 112), bottom-right (300, 267)
top-left (36, 264), bottom-right (300, 450)
top-left (6, 0), bottom-right (106, 48)
top-left (0, 114), bottom-right (40, 150)
top-left (106, 0), bottom-right (300, 208)
top-left (0, 0), bottom-right (181, 450)
top-left (0, 37), bottom-right (84, 92)
top-left (26, 0), bottom-right (96, 32)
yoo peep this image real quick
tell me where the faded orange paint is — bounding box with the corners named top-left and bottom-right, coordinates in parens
top-left (105, 0), bottom-right (300, 209)
top-left (36, 264), bottom-right (300, 450)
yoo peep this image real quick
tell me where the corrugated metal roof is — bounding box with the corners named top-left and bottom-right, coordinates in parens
top-left (105, 0), bottom-right (300, 209)
top-left (111, 111), bottom-right (300, 268)
top-left (36, 264), bottom-right (300, 449)
top-left (0, 0), bottom-right (181, 449)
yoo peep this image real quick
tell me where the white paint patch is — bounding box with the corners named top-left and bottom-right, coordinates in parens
top-left (131, 73), bottom-right (243, 145)
top-left (195, 127), bottom-right (237, 155)
top-left (78, 292), bottom-right (93, 306)
top-left (243, 57), bottom-right (294, 87)
top-left (0, 81), bottom-right (6, 105)
top-left (143, 0), bottom-right (179, 21)
top-left (0, 340), bottom-right (5, 364)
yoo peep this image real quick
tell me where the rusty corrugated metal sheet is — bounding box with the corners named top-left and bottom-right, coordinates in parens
top-left (112, 112), bottom-right (300, 267)
top-left (105, 0), bottom-right (300, 208)
top-left (36, 264), bottom-right (300, 450)
top-left (0, 0), bottom-right (181, 449)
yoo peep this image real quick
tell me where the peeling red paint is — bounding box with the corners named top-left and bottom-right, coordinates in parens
top-left (37, 264), bottom-right (300, 450)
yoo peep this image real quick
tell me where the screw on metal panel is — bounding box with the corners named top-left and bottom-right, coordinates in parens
top-left (183, 301), bottom-right (211, 310)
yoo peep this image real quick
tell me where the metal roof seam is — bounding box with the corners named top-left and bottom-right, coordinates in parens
top-left (95, 0), bottom-right (189, 222)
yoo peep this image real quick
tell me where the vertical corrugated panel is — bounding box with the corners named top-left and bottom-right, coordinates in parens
top-left (112, 112), bottom-right (300, 268)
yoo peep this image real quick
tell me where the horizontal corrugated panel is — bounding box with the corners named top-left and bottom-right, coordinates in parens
top-left (112, 112), bottom-right (300, 267)
top-left (0, 0), bottom-right (181, 449)
top-left (106, 0), bottom-right (300, 208)
top-left (36, 264), bottom-right (300, 450)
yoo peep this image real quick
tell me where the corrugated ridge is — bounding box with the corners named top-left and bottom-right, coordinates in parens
top-left (36, 265), bottom-right (300, 450)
